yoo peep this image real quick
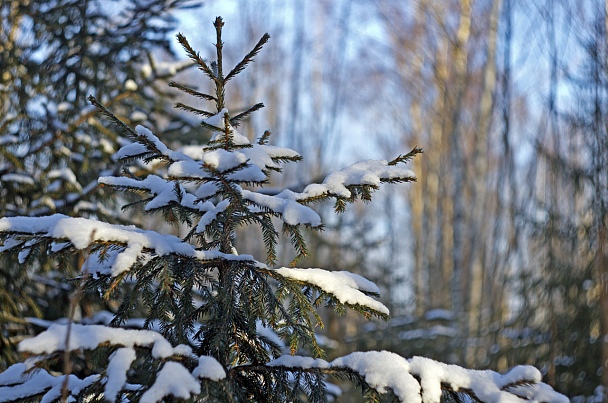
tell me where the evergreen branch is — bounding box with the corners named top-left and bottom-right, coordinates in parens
top-left (88, 95), bottom-right (138, 139)
top-left (234, 364), bottom-right (382, 401)
top-left (379, 177), bottom-right (417, 184)
top-left (259, 215), bottom-right (278, 265)
top-left (283, 224), bottom-right (309, 266)
top-left (500, 379), bottom-right (539, 391)
top-left (145, 201), bottom-right (205, 224)
top-left (276, 275), bottom-right (389, 321)
top-left (102, 271), bottom-right (130, 301)
top-left (89, 96), bottom-right (173, 163)
top-left (230, 103), bottom-right (265, 127)
top-left (121, 197), bottom-right (154, 212)
top-left (269, 155), bottom-right (303, 163)
top-left (258, 130), bottom-right (271, 145)
top-left (439, 385), bottom-right (483, 403)
top-left (388, 146), bottom-right (423, 165)
top-left (200, 119), bottom-right (226, 133)
top-left (168, 81), bottom-right (217, 101)
top-left (224, 33), bottom-right (271, 83)
top-left (246, 267), bottom-right (296, 328)
top-left (274, 284), bottom-right (324, 354)
top-left (206, 139), bottom-right (255, 151)
top-left (174, 102), bottom-right (214, 117)
top-left (176, 32), bottom-right (218, 83)
top-left (114, 152), bottom-right (158, 165)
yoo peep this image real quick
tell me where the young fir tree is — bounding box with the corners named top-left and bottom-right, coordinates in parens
top-left (0, 18), bottom-right (567, 403)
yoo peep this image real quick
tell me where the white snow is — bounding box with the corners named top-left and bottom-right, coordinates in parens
top-left (48, 168), bottom-right (80, 189)
top-left (205, 109), bottom-right (251, 146)
top-left (169, 148), bottom-right (251, 176)
top-left (73, 201), bottom-right (96, 213)
top-left (192, 356), bottom-right (226, 381)
top-left (203, 108), bottom-right (228, 128)
top-left (0, 363), bottom-right (33, 386)
top-left (268, 355), bottom-right (329, 369)
top-left (105, 348), bottom-right (137, 403)
top-left (242, 189), bottom-right (321, 227)
top-left (19, 324), bottom-right (175, 358)
top-left (315, 334), bottom-right (339, 349)
top-left (511, 381), bottom-right (573, 402)
top-left (166, 159), bottom-right (203, 177)
top-left (139, 362), bottom-right (200, 403)
top-left (196, 199), bottom-right (230, 233)
top-left (135, 125), bottom-right (171, 155)
top-left (17, 248), bottom-right (30, 264)
top-left (202, 148), bottom-right (248, 171)
top-left (0, 135), bottom-right (18, 146)
top-left (114, 142), bottom-right (148, 160)
top-left (46, 180), bottom-right (62, 193)
top-left (223, 165), bottom-right (267, 182)
top-left (0, 363), bottom-right (97, 403)
top-left (125, 79), bottom-right (138, 91)
top-left (99, 175), bottom-right (214, 212)
top-left (0, 214), bottom-right (258, 276)
top-left (325, 382), bottom-right (342, 397)
top-left (172, 344), bottom-right (193, 356)
top-left (167, 160), bottom-right (200, 178)
top-left (130, 111), bottom-right (147, 121)
top-left (256, 144), bottom-right (301, 159)
top-left (195, 183), bottom-right (219, 199)
top-left (57, 102), bottom-right (72, 112)
top-left (141, 59), bottom-right (193, 78)
top-left (168, 158), bottom-right (266, 183)
top-left (275, 268), bottom-right (388, 315)
top-left (240, 145), bottom-right (300, 171)
top-left (0, 238), bottom-right (20, 253)
top-left (333, 351), bottom-right (420, 401)
top-left (257, 321), bottom-right (286, 351)
top-left (179, 143), bottom-right (300, 173)
top-left (120, 125), bottom-right (191, 163)
top-left (178, 145), bottom-right (206, 159)
top-left (1, 173), bottom-right (35, 185)
top-left (99, 138), bottom-right (115, 154)
top-left (82, 249), bottom-right (121, 276)
top-left (141, 64), bottom-right (153, 78)
top-left (5, 325), bottom-right (226, 402)
top-left (293, 160), bottom-right (416, 200)
top-left (239, 146), bottom-right (281, 171)
top-left (269, 352), bottom-right (569, 403)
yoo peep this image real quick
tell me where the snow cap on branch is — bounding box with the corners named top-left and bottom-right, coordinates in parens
top-left (0, 214), bottom-right (259, 276)
top-left (269, 351), bottom-right (569, 403)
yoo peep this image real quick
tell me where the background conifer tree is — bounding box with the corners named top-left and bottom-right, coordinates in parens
top-left (0, 17), bottom-right (567, 402)
top-left (0, 0), bottom-right (200, 368)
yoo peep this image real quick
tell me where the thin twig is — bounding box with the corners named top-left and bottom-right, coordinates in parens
top-left (61, 230), bottom-right (95, 401)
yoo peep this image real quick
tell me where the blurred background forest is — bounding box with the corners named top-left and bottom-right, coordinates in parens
top-left (1, 0), bottom-right (607, 400)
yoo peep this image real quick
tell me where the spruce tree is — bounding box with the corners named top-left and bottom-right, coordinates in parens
top-left (0, 18), bottom-right (567, 402)
top-left (0, 0), bottom-right (199, 368)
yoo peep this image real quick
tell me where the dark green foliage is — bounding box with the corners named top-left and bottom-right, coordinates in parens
top-left (0, 0), bottom-right (202, 370)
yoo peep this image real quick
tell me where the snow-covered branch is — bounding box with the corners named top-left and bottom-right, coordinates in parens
top-left (266, 352), bottom-right (568, 403)
top-left (272, 267), bottom-right (389, 316)
top-left (0, 214), bottom-right (260, 277)
top-left (293, 159), bottom-right (416, 202)
top-left (0, 324), bottom-right (226, 403)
